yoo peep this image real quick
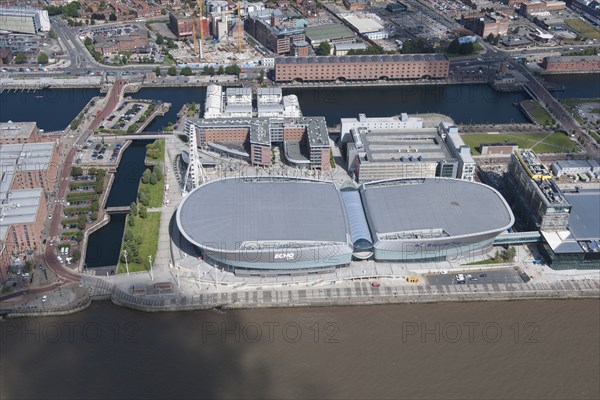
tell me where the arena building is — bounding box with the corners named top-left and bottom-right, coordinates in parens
top-left (176, 177), bottom-right (355, 275)
top-left (176, 177), bottom-right (514, 274)
top-left (359, 179), bottom-right (514, 262)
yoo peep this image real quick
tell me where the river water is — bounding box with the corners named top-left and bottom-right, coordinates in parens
top-left (1, 300), bottom-right (598, 399)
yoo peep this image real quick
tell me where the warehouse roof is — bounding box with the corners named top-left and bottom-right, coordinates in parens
top-left (360, 178), bottom-right (514, 240)
top-left (305, 23), bottom-right (355, 42)
top-left (275, 53), bottom-right (448, 64)
top-left (177, 178), bottom-right (350, 251)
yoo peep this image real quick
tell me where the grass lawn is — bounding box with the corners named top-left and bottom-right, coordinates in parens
top-left (145, 138), bottom-right (165, 165)
top-left (117, 212), bottom-right (161, 274)
top-left (461, 132), bottom-right (579, 155)
top-left (565, 19), bottom-right (600, 40)
top-left (138, 178), bottom-right (164, 208)
top-left (529, 101), bottom-right (554, 125)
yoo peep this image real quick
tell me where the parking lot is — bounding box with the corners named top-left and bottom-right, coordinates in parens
top-left (101, 101), bottom-right (150, 132)
top-left (77, 140), bottom-right (124, 166)
top-left (426, 268), bottom-right (526, 286)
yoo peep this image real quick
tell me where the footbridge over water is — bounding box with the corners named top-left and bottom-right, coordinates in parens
top-left (106, 206), bottom-right (131, 214)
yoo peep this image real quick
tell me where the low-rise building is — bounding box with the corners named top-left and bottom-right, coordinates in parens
top-left (334, 42), bottom-right (368, 55)
top-left (461, 13), bottom-right (510, 37)
top-left (439, 122), bottom-right (476, 182)
top-left (480, 142), bottom-right (519, 155)
top-left (245, 10), bottom-right (305, 55)
top-left (275, 54), bottom-right (450, 83)
top-left (168, 12), bottom-right (210, 39)
top-left (0, 122), bottom-right (40, 145)
top-left (551, 159), bottom-right (600, 178)
top-left (542, 56), bottom-right (600, 73)
top-left (0, 48), bottom-right (13, 66)
top-left (343, 0), bottom-right (369, 10)
top-left (0, 7), bottom-right (51, 34)
top-left (343, 117), bottom-right (468, 183)
top-left (305, 23), bottom-right (356, 47)
top-left (94, 30), bottom-right (149, 55)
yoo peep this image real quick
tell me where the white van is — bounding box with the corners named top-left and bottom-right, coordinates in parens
top-left (455, 274), bottom-right (466, 284)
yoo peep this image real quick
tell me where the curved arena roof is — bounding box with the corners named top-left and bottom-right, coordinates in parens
top-left (360, 178), bottom-right (514, 241)
top-left (177, 177), bottom-right (350, 252)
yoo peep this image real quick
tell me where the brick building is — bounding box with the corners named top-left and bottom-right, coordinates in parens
top-left (245, 11), bottom-right (305, 55)
top-left (0, 122), bottom-right (40, 145)
top-left (461, 14), bottom-right (510, 37)
top-left (0, 141), bottom-right (58, 272)
top-left (186, 117), bottom-right (331, 169)
top-left (274, 54), bottom-right (449, 83)
top-left (542, 56), bottom-right (600, 73)
top-left (168, 12), bottom-right (210, 39)
top-left (343, 0), bottom-right (369, 10)
top-left (94, 31), bottom-right (149, 55)
top-left (0, 48), bottom-right (13, 66)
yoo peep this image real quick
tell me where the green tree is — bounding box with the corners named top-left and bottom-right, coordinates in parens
top-left (447, 39), bottom-right (460, 54)
top-left (150, 172), bottom-right (158, 185)
top-left (37, 52), bottom-right (49, 65)
top-left (154, 66), bottom-right (161, 76)
top-left (84, 36), bottom-right (93, 46)
top-left (458, 42), bottom-right (474, 55)
top-left (91, 200), bottom-right (100, 212)
top-left (486, 33), bottom-right (495, 43)
top-left (72, 249), bottom-right (81, 262)
top-left (217, 65), bottom-right (224, 75)
top-left (224, 64), bottom-right (241, 75)
top-left (317, 41), bottom-right (331, 56)
top-left (75, 231), bottom-right (84, 242)
top-left (130, 202), bottom-right (138, 216)
top-left (156, 33), bottom-right (164, 45)
top-left (259, 69), bottom-right (265, 84)
top-left (77, 214), bottom-right (87, 230)
top-left (128, 216), bottom-right (136, 226)
top-left (95, 180), bottom-right (103, 194)
top-left (14, 53), bottom-right (27, 64)
top-left (180, 66), bottom-right (194, 76)
top-left (124, 230), bottom-right (133, 242)
top-left (154, 165), bottom-right (163, 181)
top-left (167, 66), bottom-right (177, 76)
top-left (98, 1), bottom-right (107, 11)
top-left (91, 211), bottom-right (98, 220)
top-left (400, 39), bottom-right (431, 54)
top-left (48, 30), bottom-right (57, 39)
top-left (139, 205), bottom-right (148, 218)
top-left (142, 169), bottom-right (152, 184)
top-left (71, 166), bottom-right (83, 177)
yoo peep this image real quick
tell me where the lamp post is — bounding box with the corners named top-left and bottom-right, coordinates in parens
top-left (123, 249), bottom-right (129, 276)
top-left (148, 255), bottom-right (154, 281)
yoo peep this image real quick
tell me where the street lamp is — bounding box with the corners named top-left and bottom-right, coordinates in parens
top-left (123, 249), bottom-right (129, 276)
top-left (148, 255), bottom-right (154, 281)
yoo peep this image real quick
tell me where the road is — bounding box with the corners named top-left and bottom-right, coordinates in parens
top-left (41, 80), bottom-right (126, 285)
top-left (426, 269), bottom-right (525, 286)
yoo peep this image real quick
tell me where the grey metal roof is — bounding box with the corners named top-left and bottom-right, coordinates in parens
top-left (564, 190), bottom-right (600, 241)
top-left (275, 53), bottom-right (448, 64)
top-left (177, 178), bottom-right (349, 251)
top-left (340, 189), bottom-right (372, 247)
top-left (360, 178), bottom-right (514, 239)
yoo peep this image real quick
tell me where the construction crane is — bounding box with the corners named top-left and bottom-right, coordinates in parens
top-left (220, 4), bottom-right (243, 52)
top-left (186, 3), bottom-right (201, 60)
top-left (196, 0), bottom-right (204, 60)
